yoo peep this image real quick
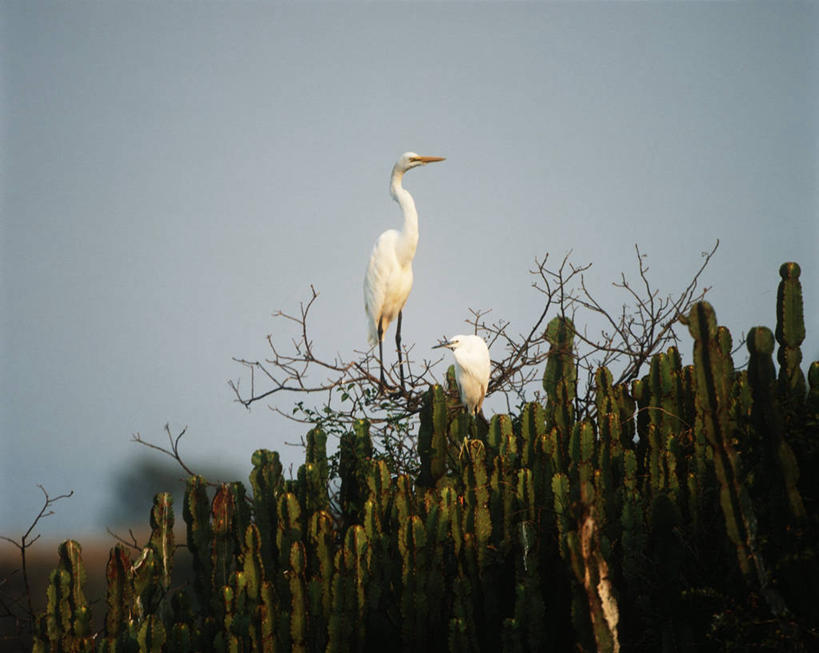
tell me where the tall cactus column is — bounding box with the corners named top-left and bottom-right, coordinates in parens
top-left (685, 301), bottom-right (788, 619)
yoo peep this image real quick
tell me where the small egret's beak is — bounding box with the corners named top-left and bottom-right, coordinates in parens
top-left (432, 340), bottom-right (452, 350)
top-left (411, 155), bottom-right (445, 164)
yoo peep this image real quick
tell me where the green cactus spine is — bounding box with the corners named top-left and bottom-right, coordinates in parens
top-left (288, 542), bottom-right (308, 653)
top-left (103, 545), bottom-right (134, 644)
top-left (241, 523), bottom-right (266, 640)
top-left (459, 440), bottom-right (492, 569)
top-left (687, 304), bottom-right (751, 573)
top-left (306, 510), bottom-right (334, 652)
top-left (485, 413), bottom-right (511, 461)
top-left (328, 526), bottom-right (370, 652)
top-left (366, 458), bottom-right (393, 522)
top-left (488, 453), bottom-right (515, 551)
top-left (686, 301), bottom-right (789, 618)
top-left (250, 449), bottom-right (284, 577)
top-left (807, 361), bottom-right (819, 427)
top-left (648, 493), bottom-right (685, 651)
top-left (305, 426), bottom-right (329, 490)
top-left (297, 462), bottom-right (327, 517)
top-left (137, 614), bottom-right (167, 653)
top-left (211, 483), bottom-right (239, 593)
top-left (37, 540), bottom-right (94, 652)
top-left (620, 449), bottom-right (645, 588)
top-left (418, 384), bottom-right (451, 487)
top-left (148, 492), bottom-right (174, 599)
top-left (339, 419), bottom-right (373, 525)
top-left (747, 326), bottom-right (806, 522)
top-left (512, 516), bottom-right (547, 651)
top-left (184, 474), bottom-right (213, 609)
top-left (775, 262), bottom-right (807, 402)
top-left (543, 316), bottom-right (577, 437)
top-left (256, 581), bottom-right (278, 653)
top-left (275, 492), bottom-right (302, 581)
top-left (519, 401), bottom-right (545, 469)
top-left (398, 514), bottom-right (429, 650)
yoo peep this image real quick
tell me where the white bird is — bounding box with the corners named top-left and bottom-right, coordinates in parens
top-left (433, 335), bottom-right (491, 416)
top-left (364, 151), bottom-right (445, 390)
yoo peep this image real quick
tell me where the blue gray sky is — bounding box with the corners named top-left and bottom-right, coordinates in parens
top-left (2, 1), bottom-right (817, 536)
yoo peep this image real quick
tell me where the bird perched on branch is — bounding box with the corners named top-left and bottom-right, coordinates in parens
top-left (364, 151), bottom-right (445, 391)
top-left (433, 335), bottom-right (491, 416)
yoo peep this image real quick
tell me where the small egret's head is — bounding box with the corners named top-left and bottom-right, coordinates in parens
top-left (432, 336), bottom-right (463, 351)
top-left (396, 151), bottom-right (445, 173)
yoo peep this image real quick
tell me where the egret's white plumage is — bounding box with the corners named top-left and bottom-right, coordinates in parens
top-left (434, 335), bottom-right (491, 416)
top-left (364, 152), bottom-right (444, 389)
top-left (364, 152), bottom-right (445, 346)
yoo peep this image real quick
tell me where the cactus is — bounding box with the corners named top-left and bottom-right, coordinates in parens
top-left (807, 361), bottom-right (819, 426)
top-left (103, 545), bottom-right (134, 643)
top-left (305, 510), bottom-right (333, 651)
top-left (647, 493), bottom-right (685, 651)
top-left (543, 317), bottom-right (577, 438)
top-left (275, 492), bottom-right (302, 581)
top-left (211, 483), bottom-right (239, 592)
top-left (398, 514), bottom-right (428, 649)
top-left (365, 458), bottom-right (393, 522)
top-left (288, 542), bottom-right (308, 653)
top-left (686, 304), bottom-right (750, 570)
top-left (297, 462), bottom-right (327, 517)
top-left (184, 474), bottom-right (213, 608)
top-left (746, 326), bottom-right (806, 522)
top-left (339, 419), bottom-right (373, 525)
top-left (579, 513), bottom-right (620, 653)
top-left (686, 301), bottom-right (790, 620)
top-left (417, 384), bottom-right (451, 487)
top-left (148, 492), bottom-right (174, 601)
top-left (306, 426), bottom-right (329, 488)
top-left (35, 540), bottom-right (95, 652)
top-left (137, 614), bottom-right (166, 653)
top-left (519, 401), bottom-right (545, 469)
top-left (31, 261), bottom-right (819, 653)
top-left (459, 440), bottom-right (492, 569)
top-left (250, 449), bottom-right (284, 575)
top-left (620, 449), bottom-right (645, 588)
top-left (241, 524), bottom-right (265, 604)
top-left (775, 262), bottom-right (807, 402)
top-left (327, 526), bottom-right (370, 652)
top-left (512, 520), bottom-right (547, 650)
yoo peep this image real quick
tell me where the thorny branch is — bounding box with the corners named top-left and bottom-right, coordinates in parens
top-left (0, 486), bottom-right (74, 636)
top-left (229, 243), bottom-right (718, 475)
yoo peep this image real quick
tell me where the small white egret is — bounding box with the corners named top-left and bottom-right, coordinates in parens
top-left (364, 151), bottom-right (445, 390)
top-left (433, 335), bottom-right (491, 416)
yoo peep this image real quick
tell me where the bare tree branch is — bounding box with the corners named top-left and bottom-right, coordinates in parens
top-left (131, 424), bottom-right (208, 483)
top-left (0, 485), bottom-right (74, 634)
top-left (228, 243), bottom-right (719, 476)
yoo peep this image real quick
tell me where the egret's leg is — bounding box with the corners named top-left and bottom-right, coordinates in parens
top-left (395, 310), bottom-right (405, 391)
top-left (378, 319), bottom-right (386, 393)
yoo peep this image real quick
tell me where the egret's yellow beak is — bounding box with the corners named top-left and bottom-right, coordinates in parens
top-left (411, 155), bottom-right (446, 164)
top-left (432, 340), bottom-right (451, 350)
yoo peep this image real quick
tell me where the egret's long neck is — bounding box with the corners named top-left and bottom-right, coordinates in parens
top-left (390, 166), bottom-right (419, 266)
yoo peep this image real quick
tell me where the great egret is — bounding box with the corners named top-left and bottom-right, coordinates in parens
top-left (364, 151), bottom-right (445, 390)
top-left (433, 335), bottom-right (491, 416)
